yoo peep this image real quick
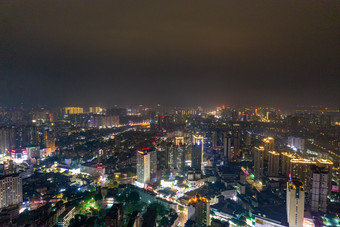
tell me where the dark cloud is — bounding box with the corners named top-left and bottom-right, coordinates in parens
top-left (0, 0), bottom-right (339, 107)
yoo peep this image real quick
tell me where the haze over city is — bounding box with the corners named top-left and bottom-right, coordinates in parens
top-left (1, 0), bottom-right (339, 107)
top-left (0, 1), bottom-right (339, 227)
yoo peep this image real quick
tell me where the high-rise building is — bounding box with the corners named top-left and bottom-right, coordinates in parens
top-left (137, 150), bottom-right (150, 187)
top-left (19, 125), bottom-right (40, 147)
top-left (0, 174), bottom-right (23, 209)
top-left (64, 107), bottom-right (84, 115)
top-left (262, 137), bottom-right (274, 160)
top-left (192, 134), bottom-right (204, 170)
top-left (43, 130), bottom-right (55, 151)
top-left (102, 115), bottom-right (119, 127)
top-left (0, 126), bottom-right (15, 154)
top-left (281, 152), bottom-right (295, 177)
top-left (188, 195), bottom-right (210, 227)
top-left (89, 107), bottom-right (103, 114)
top-left (233, 132), bottom-right (240, 157)
top-left (311, 166), bottom-right (329, 213)
top-left (223, 132), bottom-right (232, 164)
top-left (316, 159), bottom-right (333, 194)
top-left (150, 149), bottom-right (157, 182)
top-left (290, 159), bottom-right (316, 193)
top-left (136, 148), bottom-right (156, 187)
top-left (212, 131), bottom-right (218, 148)
top-left (268, 151), bottom-right (280, 176)
top-left (253, 146), bottom-right (265, 180)
top-left (245, 131), bottom-right (251, 147)
top-left (288, 136), bottom-right (305, 152)
top-left (191, 143), bottom-right (203, 172)
top-left (169, 144), bottom-right (185, 172)
top-left (286, 179), bottom-right (305, 227)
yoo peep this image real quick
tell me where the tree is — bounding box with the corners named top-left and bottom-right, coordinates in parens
top-left (128, 191), bottom-right (140, 204)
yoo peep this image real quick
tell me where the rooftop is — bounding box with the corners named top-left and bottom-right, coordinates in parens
top-left (188, 194), bottom-right (209, 204)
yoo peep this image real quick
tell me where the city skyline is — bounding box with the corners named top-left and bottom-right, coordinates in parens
top-left (0, 1), bottom-right (340, 226)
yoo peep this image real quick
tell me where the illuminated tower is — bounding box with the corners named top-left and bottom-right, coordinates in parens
top-left (188, 195), bottom-right (210, 227)
top-left (268, 151), bottom-right (280, 176)
top-left (64, 107), bottom-right (84, 115)
top-left (311, 166), bottom-right (329, 213)
top-left (253, 146), bottom-right (265, 180)
top-left (262, 137), bottom-right (274, 160)
top-left (286, 178), bottom-right (304, 227)
top-left (290, 159), bottom-right (316, 193)
top-left (136, 147), bottom-right (157, 187)
top-left (192, 135), bottom-right (204, 170)
top-left (316, 159), bottom-right (333, 194)
top-left (0, 174), bottom-right (23, 209)
top-left (136, 149), bottom-right (151, 187)
top-left (233, 132), bottom-right (240, 157)
top-left (43, 130), bottom-right (55, 151)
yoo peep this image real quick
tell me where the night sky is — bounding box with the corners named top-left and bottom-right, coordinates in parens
top-left (0, 1), bottom-right (339, 108)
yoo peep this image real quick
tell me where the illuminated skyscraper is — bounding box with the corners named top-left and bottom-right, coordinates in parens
top-left (316, 159), bottom-right (333, 194)
top-left (212, 131), bottom-right (217, 148)
top-left (188, 195), bottom-right (210, 227)
top-left (192, 135), bottom-right (204, 170)
top-left (268, 150), bottom-right (280, 176)
top-left (253, 146), bottom-right (265, 180)
top-left (233, 131), bottom-right (240, 157)
top-left (44, 130), bottom-right (55, 151)
top-left (245, 131), bottom-right (251, 147)
top-left (311, 166), bottom-right (329, 213)
top-left (262, 137), bottom-right (274, 160)
top-left (89, 107), bottom-right (103, 113)
top-left (290, 159), bottom-right (316, 194)
top-left (64, 107), bottom-right (84, 115)
top-left (0, 174), bottom-right (23, 209)
top-left (136, 150), bottom-right (151, 187)
top-left (0, 126), bottom-right (15, 154)
top-left (136, 148), bottom-right (157, 187)
top-left (286, 179), bottom-right (304, 227)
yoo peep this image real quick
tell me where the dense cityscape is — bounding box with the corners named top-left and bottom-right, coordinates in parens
top-left (1, 1), bottom-right (340, 226)
top-left (0, 105), bottom-right (339, 226)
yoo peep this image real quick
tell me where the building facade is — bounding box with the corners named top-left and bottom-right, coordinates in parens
top-left (286, 179), bottom-right (305, 227)
top-left (0, 174), bottom-right (23, 209)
